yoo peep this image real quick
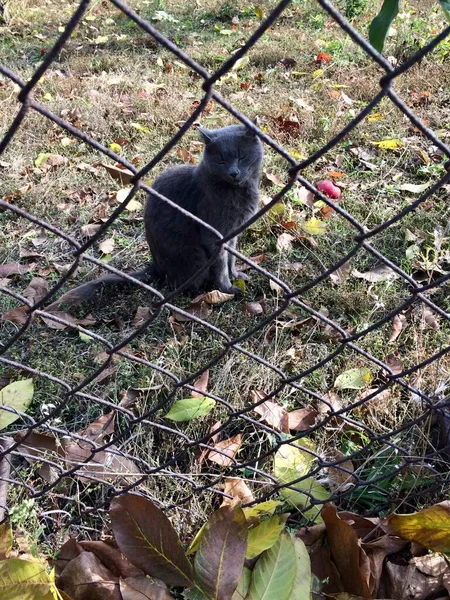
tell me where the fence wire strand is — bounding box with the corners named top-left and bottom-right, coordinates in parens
top-left (1, 0), bottom-right (450, 532)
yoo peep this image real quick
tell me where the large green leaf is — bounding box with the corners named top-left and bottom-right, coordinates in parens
top-left (246, 516), bottom-right (285, 559)
top-left (164, 397), bottom-right (215, 422)
top-left (280, 476), bottom-right (329, 522)
top-left (110, 494), bottom-right (194, 587)
top-left (0, 379), bottom-right (34, 430)
top-left (0, 558), bottom-right (59, 600)
top-left (439, 0), bottom-right (450, 21)
top-left (246, 532), bottom-right (297, 600)
top-left (231, 568), bottom-right (251, 600)
top-left (368, 0), bottom-right (399, 53)
top-left (194, 505), bottom-right (247, 600)
top-left (288, 536), bottom-right (311, 600)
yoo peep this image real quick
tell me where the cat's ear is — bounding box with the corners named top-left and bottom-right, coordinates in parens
top-left (198, 127), bottom-right (214, 145)
top-left (245, 117), bottom-right (260, 138)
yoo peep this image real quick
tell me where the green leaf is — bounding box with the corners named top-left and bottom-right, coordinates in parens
top-left (301, 218), bottom-right (327, 236)
top-left (232, 567), bottom-right (251, 600)
top-left (273, 439), bottom-right (316, 482)
top-left (194, 504), bottom-right (248, 600)
top-left (243, 500), bottom-right (282, 519)
top-left (334, 367), bottom-right (372, 390)
top-left (110, 494), bottom-right (194, 587)
top-left (0, 558), bottom-right (58, 600)
top-left (78, 332), bottom-right (93, 343)
top-left (0, 379), bottom-right (34, 430)
top-left (164, 397), bottom-right (216, 422)
top-left (246, 516), bottom-right (285, 559)
top-left (288, 536), bottom-right (311, 600)
top-left (246, 532), bottom-right (297, 600)
top-left (439, 0), bottom-right (450, 21)
top-left (186, 523), bottom-right (207, 555)
top-left (34, 153), bottom-right (52, 167)
top-left (368, 0), bottom-right (399, 53)
top-left (280, 476), bottom-right (329, 522)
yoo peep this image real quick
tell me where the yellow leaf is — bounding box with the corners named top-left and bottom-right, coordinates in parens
top-left (312, 69), bottom-right (323, 79)
top-left (371, 138), bottom-right (403, 150)
top-left (255, 6), bottom-right (264, 20)
top-left (109, 142), bottom-right (122, 153)
top-left (246, 516), bottom-right (285, 559)
top-left (58, 26), bottom-right (65, 32)
top-left (366, 112), bottom-right (384, 122)
top-left (43, 92), bottom-right (52, 101)
top-left (85, 14), bottom-right (96, 21)
top-left (232, 56), bottom-right (250, 71)
top-left (301, 218), bottom-right (327, 236)
top-left (125, 199), bottom-right (142, 212)
top-left (385, 502), bottom-right (450, 552)
top-left (94, 35), bottom-right (109, 44)
top-left (243, 500), bottom-right (282, 519)
top-left (131, 122), bottom-right (150, 134)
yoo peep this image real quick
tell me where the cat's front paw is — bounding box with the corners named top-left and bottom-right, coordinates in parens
top-left (219, 284), bottom-right (242, 296)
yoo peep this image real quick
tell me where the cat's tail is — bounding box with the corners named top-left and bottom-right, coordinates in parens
top-left (45, 264), bottom-right (158, 311)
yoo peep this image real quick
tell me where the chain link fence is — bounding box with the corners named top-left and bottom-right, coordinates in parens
top-left (1, 0), bottom-right (450, 534)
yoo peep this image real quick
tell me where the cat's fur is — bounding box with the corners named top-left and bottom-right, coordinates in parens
top-left (46, 123), bottom-right (264, 309)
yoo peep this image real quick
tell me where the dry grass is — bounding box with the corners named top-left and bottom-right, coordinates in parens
top-left (1, 0), bottom-right (450, 539)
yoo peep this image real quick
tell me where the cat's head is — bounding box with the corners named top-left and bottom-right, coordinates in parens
top-left (198, 122), bottom-right (264, 186)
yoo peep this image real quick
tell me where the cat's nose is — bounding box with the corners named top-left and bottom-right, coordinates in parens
top-left (229, 168), bottom-right (240, 179)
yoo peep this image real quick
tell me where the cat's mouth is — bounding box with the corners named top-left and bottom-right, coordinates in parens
top-left (223, 174), bottom-right (245, 186)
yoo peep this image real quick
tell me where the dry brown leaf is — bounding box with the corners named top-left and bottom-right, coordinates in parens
top-left (276, 232), bottom-right (295, 252)
top-left (208, 434), bottom-right (242, 467)
top-left (99, 238), bottom-right (115, 254)
top-left (236, 253), bottom-right (266, 271)
top-left (385, 353), bottom-right (403, 375)
top-left (1, 306), bottom-right (30, 325)
top-left (171, 301), bottom-right (212, 322)
top-left (23, 277), bottom-right (49, 305)
top-left (191, 370), bottom-right (209, 398)
top-left (79, 541), bottom-right (143, 579)
top-left (389, 314), bottom-right (406, 343)
top-left (327, 449), bottom-right (355, 491)
top-left (79, 412), bottom-right (115, 443)
top-left (423, 308), bottom-right (440, 330)
top-left (58, 549), bottom-right (120, 600)
top-left (221, 477), bottom-right (255, 507)
top-left (351, 265), bottom-right (399, 283)
top-left (198, 420), bottom-right (222, 465)
top-left (80, 224), bottom-right (102, 238)
top-left (177, 147), bottom-right (196, 164)
top-left (318, 391), bottom-right (342, 415)
top-left (40, 311), bottom-right (79, 329)
top-left (329, 262), bottom-right (350, 286)
top-left (131, 306), bottom-right (151, 328)
top-left (99, 162), bottom-right (134, 185)
top-left (0, 262), bottom-right (31, 277)
top-left (191, 290), bottom-right (235, 305)
top-left (295, 185), bottom-right (315, 207)
top-left (242, 301), bottom-right (264, 316)
top-left (94, 366), bottom-right (118, 385)
top-left (252, 395), bottom-right (289, 433)
top-left (264, 169), bottom-right (285, 186)
top-left (287, 408), bottom-right (318, 431)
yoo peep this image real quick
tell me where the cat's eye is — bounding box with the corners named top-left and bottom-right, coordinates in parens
top-left (238, 154), bottom-right (248, 161)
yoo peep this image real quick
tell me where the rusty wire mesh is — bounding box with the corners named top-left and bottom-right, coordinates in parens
top-left (1, 0), bottom-right (450, 534)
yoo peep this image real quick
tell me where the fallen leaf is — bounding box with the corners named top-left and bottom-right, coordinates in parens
top-left (254, 399), bottom-right (289, 433)
top-left (131, 306), bottom-right (151, 328)
top-left (40, 311), bottom-right (78, 329)
top-left (80, 223), bottom-right (102, 238)
top-left (191, 370), bottom-right (209, 398)
top-left (301, 218), bottom-right (327, 236)
top-left (236, 254), bottom-right (266, 271)
top-left (277, 233), bottom-right (295, 252)
top-left (222, 477), bottom-right (255, 507)
top-left (385, 353), bottom-right (403, 375)
top-left (371, 139), bottom-right (403, 150)
top-left (99, 162), bottom-right (134, 185)
top-left (384, 501), bottom-right (450, 553)
top-left (164, 397), bottom-right (216, 422)
top-left (329, 262), bottom-right (350, 286)
top-left (264, 170), bottom-right (285, 187)
top-left (0, 263), bottom-right (31, 277)
top-left (0, 379), bottom-right (34, 430)
top-left (1, 306), bottom-right (30, 325)
top-left (316, 52), bottom-right (331, 63)
top-left (334, 367), bottom-right (372, 390)
top-left (171, 301), bottom-right (212, 322)
top-left (295, 186), bottom-right (315, 207)
top-left (242, 302), bottom-right (264, 316)
top-left (246, 515), bottom-right (286, 559)
top-left (287, 408), bottom-right (318, 432)
top-left (351, 265), bottom-right (399, 283)
top-left (99, 238), bottom-right (115, 254)
top-left (192, 290), bottom-right (235, 305)
top-left (177, 147), bottom-right (196, 164)
top-left (208, 434), bottom-right (242, 467)
top-left (119, 576), bottom-right (173, 600)
top-left (80, 412), bottom-right (115, 444)
top-left (327, 450), bottom-right (355, 491)
top-left (423, 308), bottom-right (439, 330)
top-left (399, 182), bottom-right (430, 194)
top-left (389, 314), bottom-right (406, 343)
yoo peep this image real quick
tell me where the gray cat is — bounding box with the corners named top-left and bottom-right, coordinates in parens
top-left (47, 123), bottom-right (264, 309)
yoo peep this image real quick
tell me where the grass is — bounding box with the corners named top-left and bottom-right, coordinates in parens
top-left (1, 0), bottom-right (450, 542)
